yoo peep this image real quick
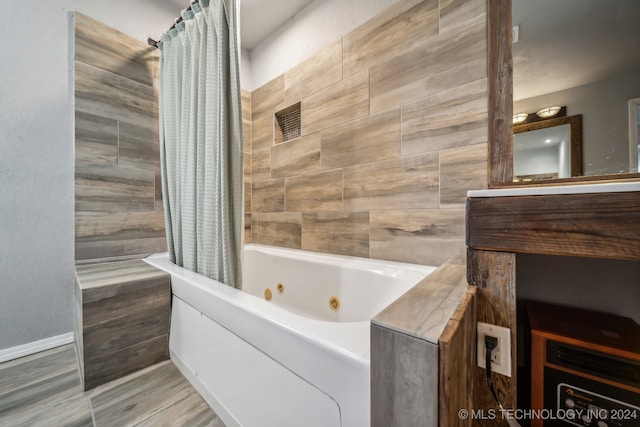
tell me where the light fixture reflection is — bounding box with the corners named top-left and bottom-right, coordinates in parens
top-left (536, 106), bottom-right (562, 118)
top-left (513, 113), bottom-right (528, 124)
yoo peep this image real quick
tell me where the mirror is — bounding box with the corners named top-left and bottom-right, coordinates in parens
top-left (510, 0), bottom-right (640, 183)
top-left (514, 115), bottom-right (582, 182)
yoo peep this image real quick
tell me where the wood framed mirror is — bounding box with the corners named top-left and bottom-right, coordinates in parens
top-left (513, 115), bottom-right (582, 182)
top-left (487, 0), bottom-right (640, 188)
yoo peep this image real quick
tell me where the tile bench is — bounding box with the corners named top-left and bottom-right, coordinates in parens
top-left (74, 259), bottom-right (171, 390)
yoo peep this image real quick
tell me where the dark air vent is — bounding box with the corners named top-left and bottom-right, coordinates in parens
top-left (275, 103), bottom-right (301, 144)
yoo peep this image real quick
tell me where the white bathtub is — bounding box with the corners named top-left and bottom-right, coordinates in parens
top-left (145, 244), bottom-right (436, 427)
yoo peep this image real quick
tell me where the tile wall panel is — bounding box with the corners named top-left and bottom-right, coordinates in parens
top-left (118, 121), bottom-right (160, 170)
top-left (243, 152), bottom-right (252, 182)
top-left (75, 61), bottom-right (158, 120)
top-left (84, 335), bottom-right (168, 390)
top-left (285, 170), bottom-right (343, 212)
top-left (248, 0), bottom-right (489, 266)
top-left (257, 213), bottom-right (302, 249)
top-left (284, 40), bottom-right (343, 105)
top-left (75, 97), bottom-right (153, 131)
top-left (251, 214), bottom-right (259, 243)
top-left (401, 78), bottom-right (488, 155)
top-left (370, 209), bottom-right (466, 266)
top-left (251, 114), bottom-right (273, 152)
top-left (74, 13), bottom-right (165, 263)
top-left (75, 211), bottom-right (166, 261)
top-left (342, 0), bottom-right (438, 77)
top-left (252, 179), bottom-right (285, 213)
top-left (439, 143), bottom-right (488, 207)
top-left (271, 133), bottom-right (321, 179)
top-left (75, 164), bottom-right (155, 212)
top-left (343, 153), bottom-right (439, 211)
top-left (251, 147), bottom-right (272, 183)
top-left (301, 70), bottom-right (370, 136)
top-left (74, 13), bottom-right (156, 86)
top-left (371, 324), bottom-right (439, 426)
top-left (242, 89), bottom-right (252, 240)
top-left (369, 22), bottom-right (487, 114)
top-left (251, 75), bottom-right (284, 120)
top-left (244, 214), bottom-right (252, 244)
top-left (244, 181), bottom-right (252, 215)
top-left (301, 212), bottom-right (369, 258)
top-left (439, 0), bottom-right (487, 35)
top-left (242, 151), bottom-right (252, 216)
top-left (321, 108), bottom-right (401, 170)
top-left (75, 110), bottom-right (118, 166)
top-left (154, 172), bottom-right (162, 211)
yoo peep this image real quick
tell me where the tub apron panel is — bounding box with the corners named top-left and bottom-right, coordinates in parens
top-left (169, 297), bottom-right (341, 427)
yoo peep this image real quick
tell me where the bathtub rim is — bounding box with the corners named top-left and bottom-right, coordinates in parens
top-left (144, 252), bottom-right (373, 363)
top-left (145, 244), bottom-right (437, 363)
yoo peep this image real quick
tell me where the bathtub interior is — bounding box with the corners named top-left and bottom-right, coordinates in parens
top-left (242, 244), bottom-right (437, 322)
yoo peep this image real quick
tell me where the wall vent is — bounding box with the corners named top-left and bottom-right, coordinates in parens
top-left (275, 103), bottom-right (301, 144)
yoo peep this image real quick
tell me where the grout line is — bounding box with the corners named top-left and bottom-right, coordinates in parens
top-left (367, 67), bottom-right (371, 117)
top-left (283, 178), bottom-right (287, 212)
top-left (116, 120), bottom-right (120, 167)
top-left (341, 168), bottom-right (344, 211)
top-left (254, 214), bottom-right (259, 244)
top-left (340, 37), bottom-right (344, 81)
top-left (437, 0), bottom-right (441, 35)
top-left (299, 211), bottom-right (304, 250)
top-left (399, 102), bottom-right (403, 157)
top-left (89, 396), bottom-right (98, 427)
top-left (368, 207), bottom-right (372, 259)
top-left (437, 150), bottom-right (442, 208)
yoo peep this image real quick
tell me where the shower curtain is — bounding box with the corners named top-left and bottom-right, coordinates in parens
top-left (159, 0), bottom-right (243, 289)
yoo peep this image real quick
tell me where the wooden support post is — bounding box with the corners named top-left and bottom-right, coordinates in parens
top-left (467, 249), bottom-right (517, 426)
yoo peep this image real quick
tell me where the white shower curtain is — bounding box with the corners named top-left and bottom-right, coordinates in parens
top-left (159, 0), bottom-right (243, 289)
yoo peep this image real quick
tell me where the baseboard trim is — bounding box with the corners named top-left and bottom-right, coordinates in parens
top-left (0, 332), bottom-right (74, 364)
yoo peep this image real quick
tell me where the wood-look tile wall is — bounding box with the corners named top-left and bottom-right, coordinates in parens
top-left (245, 0), bottom-right (488, 266)
top-left (74, 13), bottom-right (166, 262)
top-left (242, 89), bottom-right (253, 243)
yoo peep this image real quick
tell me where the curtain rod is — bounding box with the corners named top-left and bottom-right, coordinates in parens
top-left (148, 0), bottom-right (201, 48)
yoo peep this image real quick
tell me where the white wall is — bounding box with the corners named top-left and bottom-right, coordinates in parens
top-left (0, 0), bottom-right (179, 352)
top-left (247, 0), bottom-right (399, 90)
top-left (514, 70), bottom-right (640, 176)
top-left (240, 48), bottom-right (253, 90)
top-left (513, 145), bottom-right (559, 177)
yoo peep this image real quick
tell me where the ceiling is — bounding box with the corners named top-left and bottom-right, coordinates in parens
top-left (240, 0), bottom-right (314, 51)
top-left (513, 0), bottom-right (640, 101)
top-left (154, 0), bottom-right (640, 98)
top-left (155, 0), bottom-right (314, 51)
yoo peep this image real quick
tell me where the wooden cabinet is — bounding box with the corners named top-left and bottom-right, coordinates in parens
top-left (466, 189), bottom-right (640, 425)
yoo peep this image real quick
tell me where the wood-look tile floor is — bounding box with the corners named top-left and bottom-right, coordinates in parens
top-left (0, 344), bottom-right (225, 427)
